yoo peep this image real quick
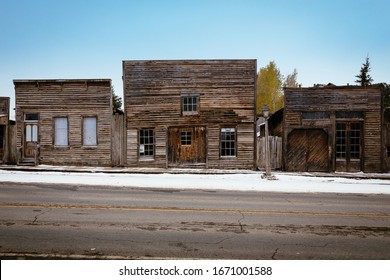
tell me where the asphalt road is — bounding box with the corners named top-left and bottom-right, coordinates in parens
top-left (0, 181), bottom-right (389, 259)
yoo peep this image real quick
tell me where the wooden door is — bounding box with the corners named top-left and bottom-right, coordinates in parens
top-left (336, 122), bottom-right (362, 172)
top-left (287, 129), bottom-right (329, 172)
top-left (168, 127), bottom-right (206, 166)
top-left (24, 123), bottom-right (38, 158)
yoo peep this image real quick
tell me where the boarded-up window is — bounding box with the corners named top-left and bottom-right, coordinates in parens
top-left (83, 117), bottom-right (97, 146)
top-left (221, 128), bottom-right (236, 157)
top-left (54, 117), bottom-right (68, 146)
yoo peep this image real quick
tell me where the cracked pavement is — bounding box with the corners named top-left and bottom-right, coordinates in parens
top-left (0, 182), bottom-right (389, 259)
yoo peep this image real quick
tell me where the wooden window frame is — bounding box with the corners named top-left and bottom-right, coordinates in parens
top-left (139, 128), bottom-right (155, 159)
top-left (82, 116), bottom-right (98, 147)
top-left (181, 95), bottom-right (199, 115)
top-left (336, 122), bottom-right (362, 161)
top-left (220, 127), bottom-right (237, 158)
top-left (53, 117), bottom-right (69, 147)
top-left (181, 130), bottom-right (192, 146)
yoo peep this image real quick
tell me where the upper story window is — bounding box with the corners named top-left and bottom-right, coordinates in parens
top-left (182, 95), bottom-right (199, 115)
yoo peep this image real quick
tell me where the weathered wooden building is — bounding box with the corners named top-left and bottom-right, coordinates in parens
top-left (283, 84), bottom-right (386, 173)
top-left (0, 97), bottom-right (16, 163)
top-left (123, 59), bottom-right (257, 169)
top-left (14, 79), bottom-right (113, 166)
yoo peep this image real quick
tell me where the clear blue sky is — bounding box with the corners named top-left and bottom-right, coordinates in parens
top-left (1, 0), bottom-right (389, 116)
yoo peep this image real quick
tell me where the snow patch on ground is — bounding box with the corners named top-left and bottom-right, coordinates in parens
top-left (0, 170), bottom-right (389, 194)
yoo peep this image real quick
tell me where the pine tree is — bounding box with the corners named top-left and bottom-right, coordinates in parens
top-left (111, 87), bottom-right (123, 113)
top-left (355, 56), bottom-right (373, 86)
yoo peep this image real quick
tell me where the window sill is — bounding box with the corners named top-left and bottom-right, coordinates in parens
top-left (220, 156), bottom-right (237, 159)
top-left (82, 146), bottom-right (98, 149)
top-left (54, 146), bottom-right (69, 149)
top-left (139, 156), bottom-right (155, 161)
top-left (182, 112), bottom-right (199, 116)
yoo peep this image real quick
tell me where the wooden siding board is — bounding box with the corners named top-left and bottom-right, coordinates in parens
top-left (123, 60), bottom-right (256, 169)
top-left (283, 85), bottom-right (384, 172)
top-left (14, 80), bottom-right (112, 166)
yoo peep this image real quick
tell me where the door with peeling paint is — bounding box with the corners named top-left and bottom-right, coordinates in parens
top-left (168, 126), bottom-right (206, 166)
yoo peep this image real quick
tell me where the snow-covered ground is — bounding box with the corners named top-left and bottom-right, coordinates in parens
top-left (0, 169), bottom-right (389, 194)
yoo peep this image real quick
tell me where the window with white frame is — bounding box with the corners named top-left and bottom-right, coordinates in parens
top-left (54, 117), bottom-right (68, 146)
top-left (83, 117), bottom-right (97, 146)
top-left (220, 128), bottom-right (236, 157)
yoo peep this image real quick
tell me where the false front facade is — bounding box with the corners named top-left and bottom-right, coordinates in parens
top-left (14, 79), bottom-right (113, 166)
top-left (123, 60), bottom-right (257, 169)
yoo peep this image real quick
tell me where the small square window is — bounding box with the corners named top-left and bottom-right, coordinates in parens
top-left (181, 130), bottom-right (192, 145)
top-left (182, 95), bottom-right (199, 114)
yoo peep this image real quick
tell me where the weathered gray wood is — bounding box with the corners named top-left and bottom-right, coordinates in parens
top-left (111, 112), bottom-right (125, 166)
top-left (123, 60), bottom-right (257, 169)
top-left (283, 85), bottom-right (384, 172)
top-left (14, 79), bottom-right (113, 166)
top-left (257, 136), bottom-right (282, 170)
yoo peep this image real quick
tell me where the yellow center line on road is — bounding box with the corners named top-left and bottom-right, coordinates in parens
top-left (0, 202), bottom-right (389, 218)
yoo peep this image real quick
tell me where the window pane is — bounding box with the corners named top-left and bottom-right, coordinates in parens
top-left (220, 128), bottom-right (236, 157)
top-left (55, 118), bottom-right (68, 146)
top-left (31, 125), bottom-right (38, 142)
top-left (25, 113), bottom-right (39, 121)
top-left (140, 129), bottom-right (154, 156)
top-left (26, 125), bottom-right (32, 142)
top-left (336, 111), bottom-right (364, 119)
top-left (83, 117), bottom-right (97, 146)
top-left (336, 123), bottom-right (346, 159)
top-left (302, 112), bottom-right (330, 120)
top-left (181, 131), bottom-right (192, 145)
top-left (182, 96), bottom-right (198, 113)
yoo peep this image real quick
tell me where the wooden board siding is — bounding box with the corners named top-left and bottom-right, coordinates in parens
top-left (286, 129), bottom-right (329, 172)
top-left (14, 80), bottom-right (112, 166)
top-left (0, 97), bottom-right (9, 163)
top-left (364, 111), bottom-right (382, 172)
top-left (123, 60), bottom-right (256, 169)
top-left (283, 85), bottom-right (384, 172)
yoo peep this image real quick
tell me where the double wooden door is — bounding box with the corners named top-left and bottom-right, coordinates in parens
top-left (286, 129), bottom-right (329, 172)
